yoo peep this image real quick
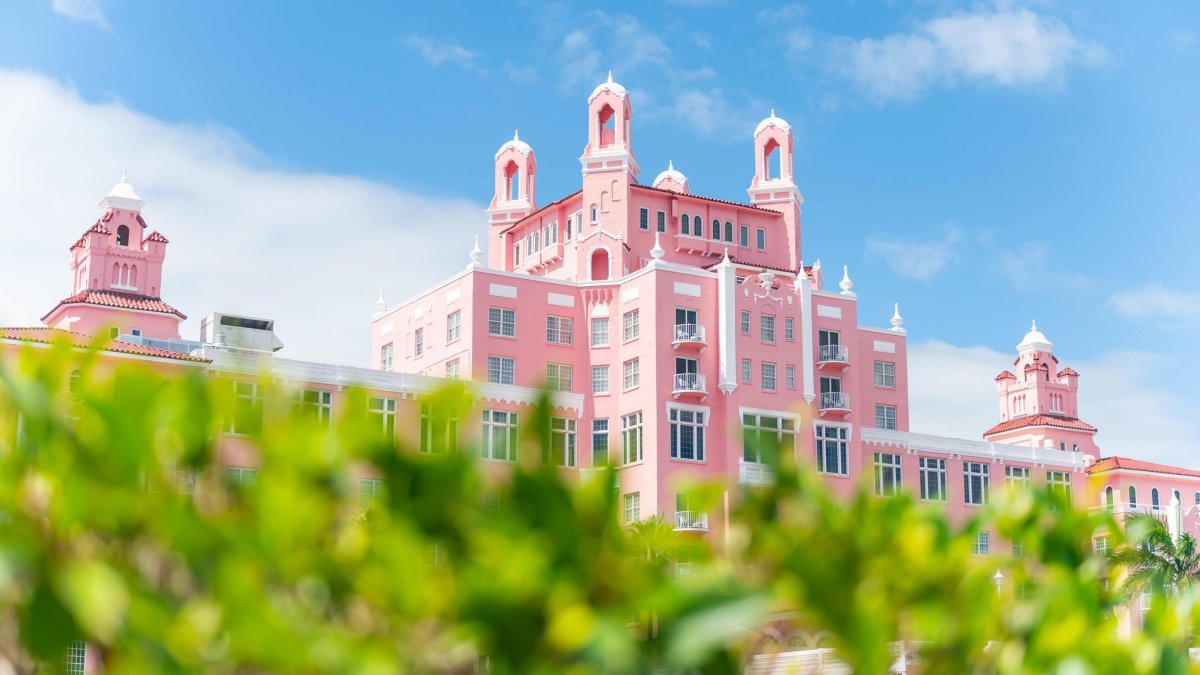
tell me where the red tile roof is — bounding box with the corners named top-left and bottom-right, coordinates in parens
top-left (143, 230), bottom-right (169, 244)
top-left (42, 290), bottom-right (187, 320)
top-left (498, 190), bottom-right (584, 235)
top-left (983, 414), bottom-right (1097, 437)
top-left (995, 370), bottom-right (1016, 381)
top-left (1058, 367), bottom-right (1080, 377)
top-left (0, 327), bottom-right (208, 363)
top-left (703, 257), bottom-right (802, 275)
top-left (1024, 361), bottom-right (1049, 372)
top-left (1089, 456), bottom-right (1200, 479)
top-left (631, 184), bottom-right (777, 213)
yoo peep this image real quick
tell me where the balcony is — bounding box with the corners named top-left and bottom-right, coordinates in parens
top-left (672, 373), bottom-right (707, 399)
top-left (819, 392), bottom-right (851, 415)
top-left (675, 510), bottom-right (709, 532)
top-left (671, 324), bottom-right (706, 350)
top-left (817, 344), bottom-right (850, 368)
top-left (739, 459), bottom-right (776, 486)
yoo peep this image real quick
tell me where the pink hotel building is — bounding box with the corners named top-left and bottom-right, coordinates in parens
top-left (3, 75), bottom-right (1198, 664)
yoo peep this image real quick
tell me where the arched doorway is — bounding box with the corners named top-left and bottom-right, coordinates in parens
top-left (590, 248), bottom-right (610, 281)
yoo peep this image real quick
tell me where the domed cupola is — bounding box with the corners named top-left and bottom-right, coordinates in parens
top-left (651, 160), bottom-right (689, 194)
top-left (98, 170), bottom-right (145, 212)
top-left (754, 109), bottom-right (791, 136)
top-left (494, 129), bottom-right (532, 160)
top-left (588, 70), bottom-right (628, 103)
top-left (1017, 320), bottom-right (1054, 354)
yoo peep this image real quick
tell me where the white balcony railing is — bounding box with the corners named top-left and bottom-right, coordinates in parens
top-left (672, 373), bottom-right (706, 394)
top-left (672, 323), bottom-right (706, 346)
top-left (739, 459), bottom-right (776, 486)
top-left (819, 392), bottom-right (850, 411)
top-left (675, 510), bottom-right (709, 531)
top-left (818, 344), bottom-right (849, 363)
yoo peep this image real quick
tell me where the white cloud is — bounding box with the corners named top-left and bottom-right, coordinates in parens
top-left (825, 7), bottom-right (1106, 103)
top-left (865, 226), bottom-right (962, 280)
top-left (1108, 283), bottom-right (1200, 322)
top-left (1170, 29), bottom-right (1197, 54)
top-left (502, 62), bottom-right (537, 84)
top-left (51, 0), bottom-right (110, 30)
top-left (908, 340), bottom-right (1200, 468)
top-left (401, 34), bottom-right (487, 74)
top-left (0, 69), bottom-right (484, 364)
top-left (997, 242), bottom-right (1088, 292)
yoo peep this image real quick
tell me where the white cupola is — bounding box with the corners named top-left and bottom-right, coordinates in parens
top-left (1016, 320), bottom-right (1054, 353)
top-left (98, 170), bottom-right (145, 212)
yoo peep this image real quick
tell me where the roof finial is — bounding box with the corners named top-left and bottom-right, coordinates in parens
top-left (121, 169), bottom-right (128, 183)
top-left (650, 232), bottom-right (665, 260)
top-left (513, 129), bottom-right (519, 141)
top-left (891, 303), bottom-right (906, 334)
top-left (607, 70), bottom-right (613, 83)
top-left (839, 264), bottom-right (855, 296)
top-left (668, 159), bottom-right (674, 171)
top-left (1031, 319), bottom-right (1038, 332)
top-left (770, 108), bottom-right (775, 118)
top-left (469, 234), bottom-right (484, 268)
top-left (722, 247), bottom-right (730, 262)
top-left (373, 287), bottom-right (388, 319)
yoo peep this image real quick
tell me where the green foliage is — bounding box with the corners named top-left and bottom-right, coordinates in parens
top-left (0, 345), bottom-right (1198, 673)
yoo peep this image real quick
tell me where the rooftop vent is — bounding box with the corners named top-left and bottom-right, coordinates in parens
top-left (200, 312), bottom-right (284, 353)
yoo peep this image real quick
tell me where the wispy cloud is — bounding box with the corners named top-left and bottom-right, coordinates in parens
top-left (502, 62), bottom-right (537, 84)
top-left (51, 0), bottom-right (111, 31)
top-left (401, 34), bottom-right (487, 75)
top-left (1170, 29), bottom-right (1197, 55)
top-left (866, 226), bottom-right (963, 280)
top-left (1109, 283), bottom-right (1200, 323)
top-left (997, 242), bottom-right (1088, 292)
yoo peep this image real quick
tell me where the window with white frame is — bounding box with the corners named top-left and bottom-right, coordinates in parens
top-left (1005, 466), bottom-right (1031, 490)
top-left (815, 425), bottom-right (849, 476)
top-left (447, 310), bottom-right (461, 343)
top-left (590, 206), bottom-right (597, 222)
top-left (65, 641), bottom-right (86, 674)
top-left (546, 316), bottom-right (573, 345)
top-left (623, 358), bottom-right (640, 390)
top-left (740, 358), bottom-right (752, 384)
top-left (488, 307), bottom-right (515, 337)
top-left (481, 409), bottom-right (518, 462)
top-left (874, 361), bottom-right (895, 387)
top-left (446, 359), bottom-right (460, 379)
top-left (761, 314), bottom-right (776, 343)
top-left (622, 411), bottom-right (643, 464)
top-left (875, 404), bottom-right (897, 430)
top-left (756, 227), bottom-right (766, 250)
top-left (680, 212), bottom-right (690, 235)
top-left (360, 478), bottom-right (384, 507)
top-left (1094, 535), bottom-right (1110, 555)
top-left (624, 492), bottom-right (641, 523)
top-left (973, 531), bottom-right (990, 556)
top-left (547, 222), bottom-right (557, 245)
top-left (669, 408), bottom-right (706, 461)
top-left (711, 218), bottom-right (721, 240)
top-left (785, 364), bottom-right (796, 389)
top-left (545, 417), bottom-right (577, 467)
top-left (566, 217), bottom-right (573, 240)
top-left (724, 220), bottom-right (733, 242)
top-left (741, 413), bottom-right (797, 463)
top-left (546, 363), bottom-right (573, 391)
top-left (874, 452), bottom-right (902, 497)
top-left (513, 243), bottom-right (521, 266)
top-left (592, 419), bottom-right (609, 466)
top-left (1047, 471), bottom-right (1072, 506)
top-left (964, 462), bottom-right (990, 505)
top-left (592, 365), bottom-right (610, 394)
top-left (380, 342), bottom-right (393, 371)
top-left (591, 318), bottom-right (609, 346)
top-left (414, 327), bottom-right (424, 357)
top-left (920, 457), bottom-right (947, 502)
top-left (739, 225), bottom-right (749, 247)
top-left (420, 401), bottom-right (459, 454)
top-left (761, 362), bottom-right (777, 391)
top-left (228, 381), bottom-right (264, 435)
top-left (226, 466), bottom-right (257, 488)
top-left (740, 310), bottom-right (751, 334)
top-left (294, 389), bottom-right (333, 426)
top-left (487, 356), bottom-right (515, 385)
top-left (657, 210), bottom-right (666, 233)
top-left (1012, 540), bottom-right (1027, 559)
top-left (623, 309), bottom-right (640, 341)
top-left (368, 396), bottom-right (397, 437)
top-left (638, 207), bottom-right (649, 230)
top-left (784, 317), bottom-right (794, 341)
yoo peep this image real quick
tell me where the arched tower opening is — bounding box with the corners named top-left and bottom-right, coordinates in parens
top-left (116, 225), bottom-right (129, 247)
top-left (590, 248), bottom-right (610, 281)
top-left (503, 160), bottom-right (521, 202)
top-left (597, 104), bottom-right (616, 149)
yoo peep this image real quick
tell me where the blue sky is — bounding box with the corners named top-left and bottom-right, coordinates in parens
top-left (1, 1), bottom-right (1198, 461)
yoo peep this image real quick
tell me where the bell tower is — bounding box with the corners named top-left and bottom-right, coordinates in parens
top-left (486, 131), bottom-right (537, 268)
top-left (577, 72), bottom-right (638, 281)
top-left (747, 111), bottom-right (803, 271)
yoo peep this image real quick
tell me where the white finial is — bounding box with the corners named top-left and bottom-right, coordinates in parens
top-left (722, 247), bottom-right (730, 262)
top-left (607, 70), bottom-right (613, 83)
top-left (513, 129), bottom-right (519, 141)
top-left (650, 232), bottom-right (665, 260)
top-left (813, 258), bottom-right (821, 272)
top-left (770, 108), bottom-right (775, 118)
top-left (373, 287), bottom-right (388, 319)
top-left (121, 169), bottom-right (128, 183)
top-left (469, 234), bottom-right (484, 268)
top-left (668, 159), bottom-right (674, 171)
top-left (891, 303), bottom-right (906, 334)
top-left (839, 264), bottom-right (855, 296)
top-left (1031, 319), bottom-right (1038, 332)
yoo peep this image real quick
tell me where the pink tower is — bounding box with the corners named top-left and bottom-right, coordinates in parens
top-left (746, 111), bottom-right (803, 272)
top-left (486, 131), bottom-right (538, 268)
top-left (577, 71), bottom-right (638, 282)
top-left (41, 173), bottom-right (185, 340)
top-left (984, 322), bottom-right (1098, 457)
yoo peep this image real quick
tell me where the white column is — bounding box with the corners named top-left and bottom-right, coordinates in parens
top-left (1169, 493), bottom-right (1183, 543)
top-left (716, 252), bottom-right (737, 394)
top-left (797, 270), bottom-right (815, 403)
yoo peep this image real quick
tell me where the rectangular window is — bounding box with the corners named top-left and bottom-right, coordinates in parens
top-left (228, 381), bottom-right (264, 435)
top-left (624, 492), bottom-right (641, 524)
top-left (368, 396), bottom-right (397, 437)
top-left (545, 417), bottom-right (577, 467)
top-left (874, 452), bottom-right (902, 497)
top-left (1047, 471), bottom-right (1072, 506)
top-left (546, 363), bottom-right (573, 391)
top-left (761, 362), bottom-right (777, 391)
top-left (548, 222), bottom-right (557, 245)
top-left (973, 531), bottom-right (990, 556)
top-left (875, 404), bottom-right (897, 430)
top-left (360, 478), bottom-right (384, 507)
top-left (380, 342), bottom-right (394, 371)
top-left (481, 410), bottom-right (519, 462)
top-left (741, 358), bottom-right (752, 384)
top-left (623, 310), bottom-right (640, 341)
top-left (1012, 541), bottom-right (1027, 559)
top-left (741, 413), bottom-right (797, 463)
top-left (566, 217), bottom-right (573, 240)
top-left (592, 419), bottom-right (609, 466)
top-left (669, 408), bottom-right (706, 461)
top-left (1094, 535), bottom-right (1110, 555)
top-left (739, 225), bottom-right (749, 247)
top-left (591, 318), bottom-right (610, 346)
top-left (446, 359), bottom-right (460, 379)
top-left (414, 327), bottom-right (424, 357)
top-left (546, 315), bottom-right (574, 345)
top-left (65, 641), bottom-right (86, 675)
top-left (513, 243), bottom-right (521, 266)
top-left (784, 317), bottom-right (794, 341)
top-left (487, 356), bottom-right (515, 385)
top-left (225, 466), bottom-right (257, 488)
top-left (447, 310), bottom-right (461, 342)
top-left (622, 358), bottom-right (640, 390)
top-left (740, 310), bottom-right (751, 334)
top-left (756, 227), bottom-right (766, 250)
top-left (761, 314), bottom-right (776, 343)
top-left (488, 307), bottom-right (516, 337)
top-left (656, 210), bottom-right (666, 233)
top-left (622, 411), bottom-right (644, 464)
top-left (964, 462), bottom-right (990, 505)
top-left (294, 389), bottom-right (333, 426)
top-left (592, 365), bottom-right (610, 394)
top-left (639, 207), bottom-right (649, 230)
top-left (815, 425), bottom-right (849, 476)
top-left (874, 361), bottom-right (896, 388)
top-left (785, 364), bottom-right (796, 388)
top-left (919, 457), bottom-right (947, 502)
top-left (1005, 466), bottom-right (1031, 489)
top-left (419, 401), bottom-right (460, 454)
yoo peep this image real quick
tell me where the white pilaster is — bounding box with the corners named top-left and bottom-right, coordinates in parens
top-left (716, 250), bottom-right (737, 394)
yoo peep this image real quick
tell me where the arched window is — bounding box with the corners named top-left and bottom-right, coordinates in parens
top-left (762, 138), bottom-right (781, 180)
top-left (112, 263), bottom-right (119, 286)
top-left (1175, 489), bottom-right (1182, 504)
top-left (503, 160), bottom-right (520, 202)
top-left (596, 104), bottom-right (616, 148)
top-left (711, 219), bottom-right (720, 240)
top-left (1105, 486), bottom-right (1114, 509)
top-left (1129, 486), bottom-right (1137, 508)
top-left (129, 265), bottom-right (137, 287)
top-left (116, 225), bottom-right (129, 246)
top-left (692, 215), bottom-right (702, 235)
top-left (121, 264), bottom-right (128, 286)
top-left (680, 213), bottom-right (689, 235)
top-left (1152, 488), bottom-right (1160, 510)
top-left (724, 221), bottom-right (733, 242)
top-left (589, 248), bottom-right (610, 281)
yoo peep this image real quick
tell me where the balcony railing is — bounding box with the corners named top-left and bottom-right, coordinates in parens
top-left (672, 323), bottom-right (706, 347)
top-left (739, 459), bottom-right (776, 486)
top-left (819, 392), bottom-right (850, 412)
top-left (675, 510), bottom-right (709, 531)
top-left (672, 373), bottom-right (706, 395)
top-left (818, 344), bottom-right (849, 364)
